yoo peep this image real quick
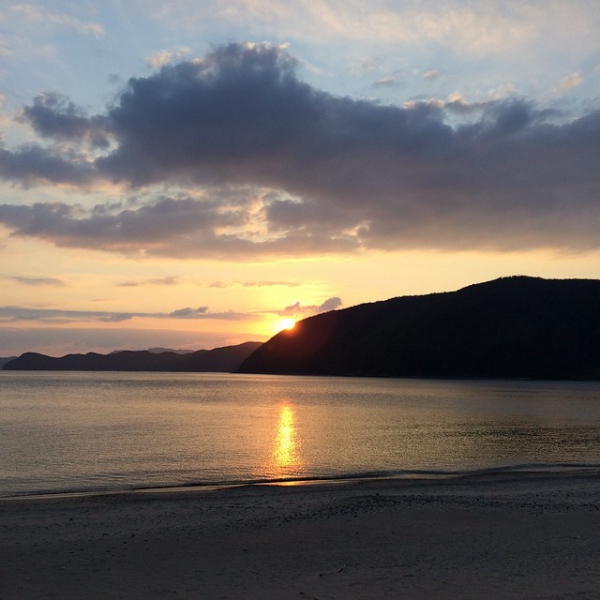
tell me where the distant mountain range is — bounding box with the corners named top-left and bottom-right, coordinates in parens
top-left (3, 342), bottom-right (261, 372)
top-left (239, 277), bottom-right (600, 380)
top-left (0, 356), bottom-right (16, 369)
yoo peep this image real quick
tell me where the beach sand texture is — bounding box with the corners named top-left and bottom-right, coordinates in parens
top-left (2, 471), bottom-right (600, 600)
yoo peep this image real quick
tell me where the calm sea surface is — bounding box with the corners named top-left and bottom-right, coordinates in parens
top-left (1, 371), bottom-right (600, 497)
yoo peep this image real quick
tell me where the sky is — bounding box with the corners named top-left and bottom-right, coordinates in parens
top-left (0, 0), bottom-right (599, 357)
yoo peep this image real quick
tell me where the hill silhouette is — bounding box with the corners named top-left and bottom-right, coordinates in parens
top-left (0, 356), bottom-right (16, 369)
top-left (4, 342), bottom-right (262, 372)
top-left (239, 277), bottom-right (600, 380)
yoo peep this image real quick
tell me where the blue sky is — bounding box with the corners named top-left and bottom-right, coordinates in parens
top-left (0, 1), bottom-right (599, 356)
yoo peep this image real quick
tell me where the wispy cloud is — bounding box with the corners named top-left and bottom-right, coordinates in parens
top-left (6, 275), bottom-right (66, 287)
top-left (242, 280), bottom-right (301, 288)
top-left (168, 306), bottom-right (208, 318)
top-left (558, 71), bottom-right (583, 91)
top-left (11, 3), bottom-right (104, 38)
top-left (373, 74), bottom-right (402, 87)
top-left (0, 304), bottom-right (253, 323)
top-left (117, 276), bottom-right (180, 287)
top-left (210, 280), bottom-right (301, 289)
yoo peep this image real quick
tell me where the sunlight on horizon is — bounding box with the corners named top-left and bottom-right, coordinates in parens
top-left (274, 318), bottom-right (297, 334)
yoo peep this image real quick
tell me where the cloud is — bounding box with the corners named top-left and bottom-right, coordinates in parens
top-left (153, 276), bottom-right (179, 285)
top-left (0, 43), bottom-right (599, 255)
top-left (0, 304), bottom-right (252, 323)
top-left (169, 306), bottom-right (209, 318)
top-left (0, 195), bottom-right (248, 254)
top-left (558, 72), bottom-right (583, 91)
top-left (280, 296), bottom-right (342, 316)
top-left (6, 275), bottom-right (66, 287)
top-left (242, 280), bottom-right (301, 288)
top-left (317, 297), bottom-right (343, 312)
top-left (117, 276), bottom-right (180, 287)
top-left (166, 307), bottom-right (251, 320)
top-left (0, 146), bottom-right (97, 186)
top-left (0, 306), bottom-right (132, 323)
top-left (151, 1), bottom-right (581, 55)
top-left (348, 58), bottom-right (379, 74)
top-left (282, 301), bottom-right (301, 314)
top-left (99, 313), bottom-right (133, 323)
top-left (210, 280), bottom-right (301, 288)
top-left (147, 47), bottom-right (192, 68)
top-left (21, 93), bottom-right (110, 148)
top-left (11, 4), bottom-right (104, 38)
top-left (373, 74), bottom-right (402, 87)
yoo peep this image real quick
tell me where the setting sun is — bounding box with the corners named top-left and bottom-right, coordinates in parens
top-left (275, 318), bottom-right (297, 333)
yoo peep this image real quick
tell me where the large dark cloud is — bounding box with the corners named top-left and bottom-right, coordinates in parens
top-left (1, 42), bottom-right (599, 254)
top-left (0, 194), bottom-right (356, 257)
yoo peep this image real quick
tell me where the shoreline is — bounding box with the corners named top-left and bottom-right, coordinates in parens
top-left (3, 463), bottom-right (600, 502)
top-left (3, 470), bottom-right (600, 599)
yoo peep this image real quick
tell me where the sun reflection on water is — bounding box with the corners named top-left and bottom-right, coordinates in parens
top-left (271, 404), bottom-right (303, 477)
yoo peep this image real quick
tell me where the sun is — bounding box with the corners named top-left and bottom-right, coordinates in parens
top-left (275, 318), bottom-right (297, 333)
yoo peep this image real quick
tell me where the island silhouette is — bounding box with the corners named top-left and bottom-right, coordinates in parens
top-left (4, 341), bottom-right (262, 373)
top-left (239, 276), bottom-right (600, 380)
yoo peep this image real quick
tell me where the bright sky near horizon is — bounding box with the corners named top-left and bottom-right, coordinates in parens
top-left (0, 0), bottom-right (599, 356)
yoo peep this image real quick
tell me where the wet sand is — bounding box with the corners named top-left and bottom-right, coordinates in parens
top-left (2, 471), bottom-right (600, 599)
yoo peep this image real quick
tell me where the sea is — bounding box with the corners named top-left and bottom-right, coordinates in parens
top-left (1, 371), bottom-right (600, 498)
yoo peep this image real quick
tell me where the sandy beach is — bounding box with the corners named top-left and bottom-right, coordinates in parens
top-left (2, 471), bottom-right (600, 600)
